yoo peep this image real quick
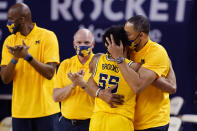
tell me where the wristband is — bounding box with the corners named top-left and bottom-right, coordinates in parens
top-left (11, 58), bottom-right (18, 64)
top-left (116, 57), bottom-right (125, 64)
top-left (96, 88), bottom-right (102, 97)
top-left (24, 54), bottom-right (33, 62)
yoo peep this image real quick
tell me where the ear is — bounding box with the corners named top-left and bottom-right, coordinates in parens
top-left (140, 32), bottom-right (144, 37)
top-left (91, 41), bottom-right (95, 49)
top-left (73, 42), bottom-right (76, 49)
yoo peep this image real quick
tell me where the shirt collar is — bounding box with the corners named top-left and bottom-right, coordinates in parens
top-left (16, 23), bottom-right (37, 39)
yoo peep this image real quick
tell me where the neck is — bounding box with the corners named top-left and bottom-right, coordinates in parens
top-left (20, 22), bottom-right (34, 36)
top-left (135, 37), bottom-right (149, 52)
top-left (78, 54), bottom-right (91, 65)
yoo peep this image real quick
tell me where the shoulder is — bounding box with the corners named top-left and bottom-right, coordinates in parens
top-left (150, 41), bottom-right (168, 54)
top-left (90, 53), bottom-right (103, 65)
top-left (4, 34), bottom-right (15, 43)
top-left (145, 41), bottom-right (169, 61)
top-left (89, 53), bottom-right (103, 73)
top-left (2, 35), bottom-right (17, 48)
top-left (36, 26), bottom-right (57, 37)
top-left (92, 53), bottom-right (103, 60)
top-left (58, 56), bottom-right (76, 72)
top-left (61, 55), bottom-right (77, 65)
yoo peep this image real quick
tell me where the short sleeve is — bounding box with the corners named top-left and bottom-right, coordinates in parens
top-left (43, 32), bottom-right (60, 64)
top-left (142, 45), bottom-right (170, 77)
top-left (56, 60), bottom-right (72, 88)
top-left (125, 58), bottom-right (133, 67)
top-left (1, 36), bottom-right (14, 65)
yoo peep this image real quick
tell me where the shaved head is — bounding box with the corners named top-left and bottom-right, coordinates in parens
top-left (8, 3), bottom-right (32, 22)
top-left (74, 28), bottom-right (94, 43)
top-left (73, 28), bottom-right (95, 52)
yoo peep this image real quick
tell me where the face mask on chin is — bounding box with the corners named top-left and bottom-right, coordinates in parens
top-left (76, 45), bottom-right (92, 57)
top-left (6, 21), bottom-right (20, 34)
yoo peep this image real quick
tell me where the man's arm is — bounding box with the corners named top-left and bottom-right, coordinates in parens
top-left (153, 61), bottom-right (177, 94)
top-left (28, 60), bottom-right (56, 80)
top-left (53, 83), bottom-right (75, 102)
top-left (119, 62), bottom-right (157, 94)
top-left (5, 42), bottom-right (57, 80)
top-left (106, 36), bottom-right (157, 94)
top-left (1, 56), bottom-right (18, 84)
top-left (87, 74), bottom-right (123, 107)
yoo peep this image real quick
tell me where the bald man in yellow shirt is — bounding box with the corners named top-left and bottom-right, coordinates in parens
top-left (107, 15), bottom-right (176, 131)
top-left (53, 28), bottom-right (95, 131)
top-left (1, 3), bottom-right (60, 131)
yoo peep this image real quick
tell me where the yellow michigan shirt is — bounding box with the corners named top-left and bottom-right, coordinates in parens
top-left (1, 24), bottom-right (60, 118)
top-left (93, 54), bottom-right (136, 121)
top-left (56, 53), bottom-right (94, 119)
top-left (130, 38), bottom-right (170, 130)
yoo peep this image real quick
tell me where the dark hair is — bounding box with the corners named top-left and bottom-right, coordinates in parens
top-left (102, 25), bottom-right (129, 50)
top-left (127, 15), bottom-right (150, 34)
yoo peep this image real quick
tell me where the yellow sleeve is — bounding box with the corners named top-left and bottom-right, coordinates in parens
top-left (1, 36), bottom-right (14, 65)
top-left (56, 60), bottom-right (72, 88)
top-left (142, 46), bottom-right (169, 77)
top-left (125, 58), bottom-right (133, 66)
top-left (43, 32), bottom-right (60, 64)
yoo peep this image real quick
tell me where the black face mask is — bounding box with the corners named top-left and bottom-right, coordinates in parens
top-left (128, 32), bottom-right (141, 50)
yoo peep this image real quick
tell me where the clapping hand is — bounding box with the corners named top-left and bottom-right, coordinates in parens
top-left (6, 40), bottom-right (30, 58)
top-left (67, 70), bottom-right (86, 87)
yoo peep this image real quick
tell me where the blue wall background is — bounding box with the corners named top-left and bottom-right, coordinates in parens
top-left (0, 0), bottom-right (196, 130)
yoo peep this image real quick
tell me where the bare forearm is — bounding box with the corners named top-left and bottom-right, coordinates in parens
top-left (1, 61), bottom-right (16, 84)
top-left (118, 61), bottom-right (157, 94)
top-left (85, 77), bottom-right (99, 98)
top-left (53, 84), bottom-right (74, 102)
top-left (28, 58), bottom-right (56, 80)
top-left (153, 77), bottom-right (176, 94)
top-left (153, 61), bottom-right (177, 94)
top-left (117, 61), bottom-right (141, 93)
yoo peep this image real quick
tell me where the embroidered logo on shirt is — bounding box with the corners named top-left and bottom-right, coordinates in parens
top-left (35, 40), bottom-right (40, 44)
top-left (141, 59), bottom-right (145, 64)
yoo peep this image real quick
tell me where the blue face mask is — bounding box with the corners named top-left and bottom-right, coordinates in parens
top-left (128, 33), bottom-right (141, 50)
top-left (76, 46), bottom-right (91, 57)
top-left (6, 21), bottom-right (19, 34)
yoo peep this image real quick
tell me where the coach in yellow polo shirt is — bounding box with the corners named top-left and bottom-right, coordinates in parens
top-left (53, 28), bottom-right (95, 131)
top-left (107, 15), bottom-right (176, 131)
top-left (1, 3), bottom-right (60, 131)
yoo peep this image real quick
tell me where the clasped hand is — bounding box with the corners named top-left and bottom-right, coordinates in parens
top-left (6, 40), bottom-right (30, 59)
top-left (67, 70), bottom-right (86, 88)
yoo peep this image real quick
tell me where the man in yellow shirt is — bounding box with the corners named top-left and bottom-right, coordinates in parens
top-left (68, 25), bottom-right (143, 131)
top-left (107, 15), bottom-right (176, 131)
top-left (53, 28), bottom-right (95, 131)
top-left (1, 3), bottom-right (60, 131)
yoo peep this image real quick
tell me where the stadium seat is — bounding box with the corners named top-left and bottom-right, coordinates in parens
top-left (170, 96), bottom-right (184, 116)
top-left (0, 116), bottom-right (12, 131)
top-left (168, 116), bottom-right (182, 131)
top-left (181, 114), bottom-right (197, 123)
